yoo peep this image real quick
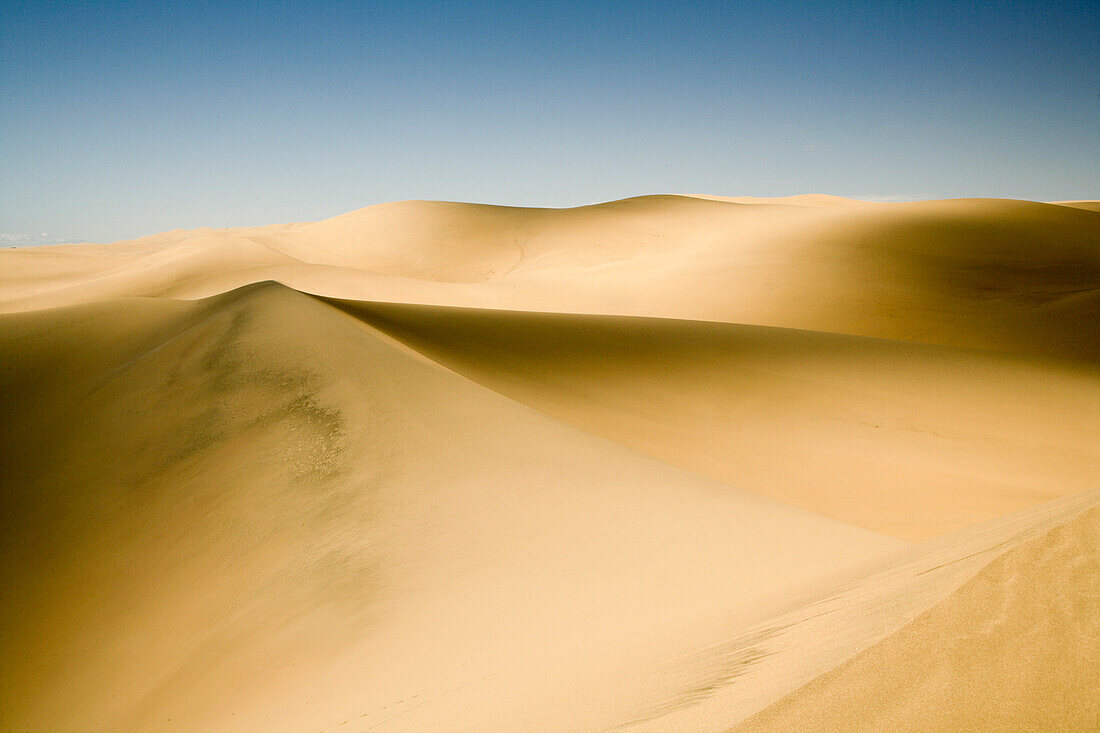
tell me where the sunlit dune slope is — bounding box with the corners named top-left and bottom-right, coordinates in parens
top-left (323, 299), bottom-right (1100, 540)
top-left (686, 193), bottom-right (875, 206)
top-left (1052, 200), bottom-right (1100, 213)
top-left (626, 488), bottom-right (1100, 731)
top-left (3, 196), bottom-right (1097, 360)
top-left (0, 283), bottom-right (900, 732)
top-left (733, 505), bottom-right (1100, 732)
top-left (345, 491), bottom-right (1100, 731)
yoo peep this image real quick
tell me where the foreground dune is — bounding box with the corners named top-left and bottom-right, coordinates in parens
top-left (1, 195), bottom-right (1097, 730)
top-left (632, 487), bottom-right (1100, 731)
top-left (0, 283), bottom-right (900, 731)
top-left (734, 504), bottom-right (1100, 732)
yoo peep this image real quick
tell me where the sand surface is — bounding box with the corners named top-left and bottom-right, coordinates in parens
top-left (323, 299), bottom-right (1100, 539)
top-left (1, 195), bottom-right (1097, 730)
top-left (733, 503), bottom-right (1100, 732)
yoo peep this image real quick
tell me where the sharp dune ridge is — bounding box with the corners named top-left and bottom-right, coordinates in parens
top-left (320, 297), bottom-right (1100, 540)
top-left (1, 194), bottom-right (1097, 730)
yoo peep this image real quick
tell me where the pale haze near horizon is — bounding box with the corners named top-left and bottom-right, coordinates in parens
top-left (2, 0), bottom-right (1097, 244)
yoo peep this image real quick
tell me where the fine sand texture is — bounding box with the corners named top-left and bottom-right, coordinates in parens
top-left (0, 195), bottom-right (1097, 730)
top-left (733, 504), bottom-right (1100, 732)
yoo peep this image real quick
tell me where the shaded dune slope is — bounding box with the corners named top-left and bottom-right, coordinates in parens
top-left (325, 298), bottom-right (1100, 540)
top-left (0, 283), bottom-right (900, 732)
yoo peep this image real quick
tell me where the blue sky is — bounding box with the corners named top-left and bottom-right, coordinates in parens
top-left (2, 0), bottom-right (1097, 243)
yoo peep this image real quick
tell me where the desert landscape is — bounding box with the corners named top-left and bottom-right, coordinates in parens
top-left (1, 194), bottom-right (1097, 730)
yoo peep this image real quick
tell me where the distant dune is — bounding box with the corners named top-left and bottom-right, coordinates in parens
top-left (1, 195), bottom-right (1096, 730)
top-left (686, 192), bottom-right (876, 206)
top-left (4, 195), bottom-right (1097, 360)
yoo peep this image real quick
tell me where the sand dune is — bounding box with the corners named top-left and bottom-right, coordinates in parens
top-left (1, 195), bottom-right (1097, 730)
top-left (4, 196), bottom-right (1097, 359)
top-left (347, 492), bottom-right (1100, 731)
top-left (734, 503), bottom-right (1100, 732)
top-left (0, 283), bottom-right (899, 731)
top-left (1053, 200), bottom-right (1100, 213)
top-left (620, 487), bottom-right (1100, 731)
top-left (686, 193), bottom-right (875, 206)
top-left (324, 299), bottom-right (1100, 539)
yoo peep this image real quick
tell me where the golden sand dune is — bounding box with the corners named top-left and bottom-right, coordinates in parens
top-left (3, 196), bottom-right (1097, 358)
top-left (734, 503), bottom-right (1100, 732)
top-left (686, 193), bottom-right (876, 206)
top-left (349, 493), bottom-right (1100, 731)
top-left (0, 283), bottom-right (900, 731)
top-left (0, 195), bottom-right (1097, 730)
top-left (625, 487), bottom-right (1100, 731)
top-left (1053, 200), bottom-right (1100, 213)
top-left (324, 299), bottom-right (1100, 540)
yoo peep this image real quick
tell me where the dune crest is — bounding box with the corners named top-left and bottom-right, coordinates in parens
top-left (324, 298), bottom-right (1100, 540)
top-left (686, 193), bottom-right (875, 206)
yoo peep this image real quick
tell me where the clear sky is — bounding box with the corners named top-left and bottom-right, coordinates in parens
top-left (2, 0), bottom-right (1097, 243)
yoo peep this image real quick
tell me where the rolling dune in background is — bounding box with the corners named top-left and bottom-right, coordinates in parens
top-left (4, 196), bottom-right (1097, 359)
top-left (1, 195), bottom-right (1097, 730)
